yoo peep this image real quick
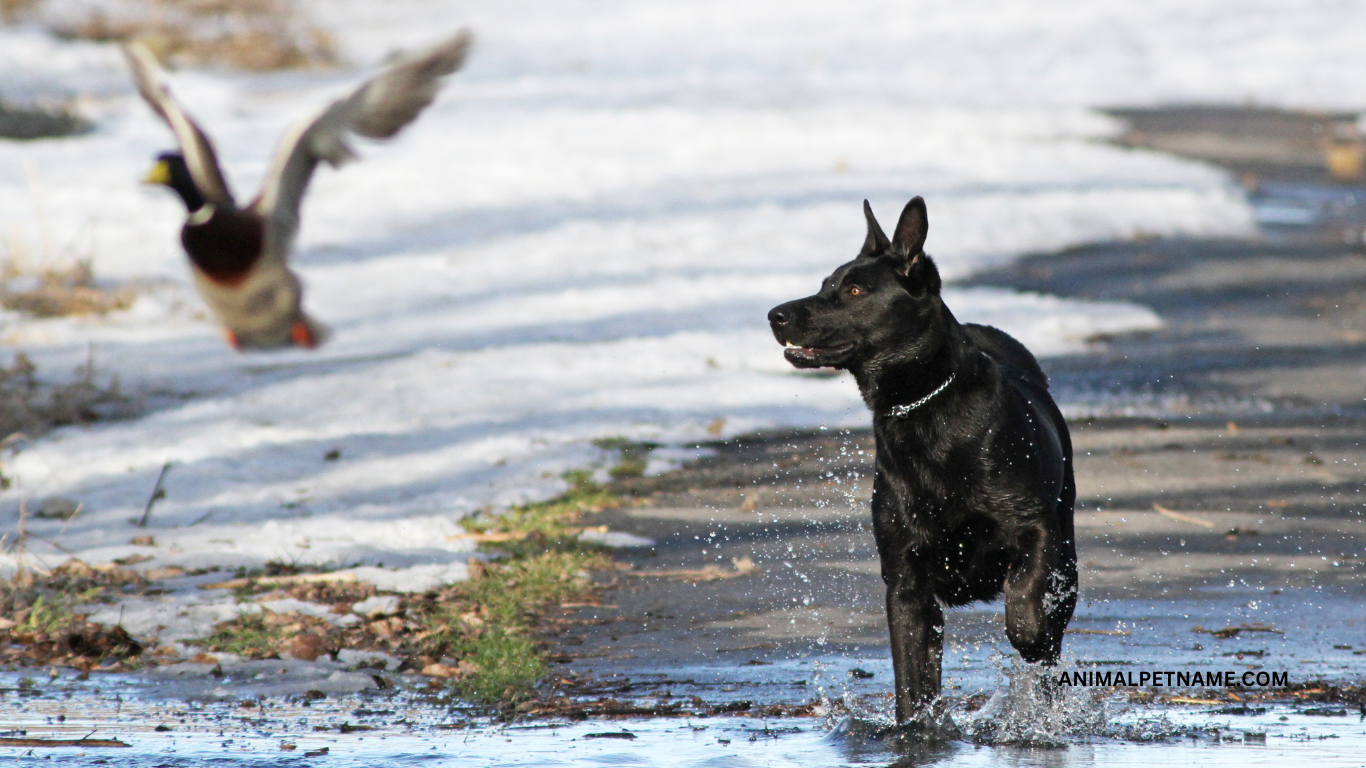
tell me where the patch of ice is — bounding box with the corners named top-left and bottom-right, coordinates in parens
top-left (331, 563), bottom-right (469, 593)
top-left (579, 529), bottom-right (656, 548)
top-left (335, 649), bottom-right (401, 670)
top-left (257, 598), bottom-right (339, 621)
top-left (351, 595), bottom-right (401, 616)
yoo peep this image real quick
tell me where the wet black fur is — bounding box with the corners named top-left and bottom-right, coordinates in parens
top-left (768, 197), bottom-right (1077, 723)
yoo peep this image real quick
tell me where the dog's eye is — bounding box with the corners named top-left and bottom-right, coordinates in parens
top-left (848, 285), bottom-right (863, 297)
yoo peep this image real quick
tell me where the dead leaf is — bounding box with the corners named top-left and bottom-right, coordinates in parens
top-left (1153, 504), bottom-right (1216, 529)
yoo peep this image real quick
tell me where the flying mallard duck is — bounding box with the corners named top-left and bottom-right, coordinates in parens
top-left (124, 31), bottom-right (472, 350)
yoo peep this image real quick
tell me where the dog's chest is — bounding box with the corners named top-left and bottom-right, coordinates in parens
top-left (870, 424), bottom-right (1026, 531)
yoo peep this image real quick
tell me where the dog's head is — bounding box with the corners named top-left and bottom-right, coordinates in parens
top-left (768, 196), bottom-right (943, 370)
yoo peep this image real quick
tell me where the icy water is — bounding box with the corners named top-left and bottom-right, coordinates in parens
top-left (3, 681), bottom-right (1366, 767)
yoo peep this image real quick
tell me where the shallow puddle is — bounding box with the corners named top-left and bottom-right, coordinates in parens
top-left (1, 707), bottom-right (1364, 766)
top-left (3, 652), bottom-right (1365, 767)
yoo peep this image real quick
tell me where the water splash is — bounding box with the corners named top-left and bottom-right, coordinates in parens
top-left (962, 659), bottom-right (1112, 745)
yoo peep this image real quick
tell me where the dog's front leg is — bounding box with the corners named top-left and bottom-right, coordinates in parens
top-left (886, 564), bottom-right (944, 722)
top-left (1003, 525), bottom-right (1074, 664)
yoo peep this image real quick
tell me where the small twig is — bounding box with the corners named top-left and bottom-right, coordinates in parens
top-left (198, 571), bottom-right (358, 591)
top-left (16, 499), bottom-right (26, 572)
top-left (1192, 623), bottom-right (1284, 639)
top-left (1153, 503), bottom-right (1216, 529)
top-left (0, 737), bottom-right (128, 748)
top-left (1168, 697), bottom-right (1225, 705)
top-left (16, 531), bottom-right (73, 555)
top-left (630, 557), bottom-right (757, 582)
top-left (51, 503), bottom-right (82, 550)
top-left (137, 462), bottom-right (172, 528)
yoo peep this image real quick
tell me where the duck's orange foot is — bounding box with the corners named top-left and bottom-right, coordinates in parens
top-left (291, 320), bottom-right (320, 348)
top-left (223, 329), bottom-right (241, 349)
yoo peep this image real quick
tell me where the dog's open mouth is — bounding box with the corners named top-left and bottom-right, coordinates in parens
top-left (782, 341), bottom-right (850, 368)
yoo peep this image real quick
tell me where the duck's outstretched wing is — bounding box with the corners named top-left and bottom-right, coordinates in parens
top-left (122, 42), bottom-right (235, 205)
top-left (251, 30), bottom-right (473, 245)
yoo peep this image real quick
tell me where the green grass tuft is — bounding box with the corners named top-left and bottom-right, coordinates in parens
top-left (592, 438), bottom-right (660, 480)
top-left (419, 471), bottom-right (625, 705)
top-left (189, 612), bottom-right (286, 658)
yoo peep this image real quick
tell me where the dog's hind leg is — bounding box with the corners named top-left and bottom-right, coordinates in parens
top-left (886, 568), bottom-right (945, 722)
top-left (1043, 471), bottom-right (1080, 658)
top-left (1003, 525), bottom-right (1073, 664)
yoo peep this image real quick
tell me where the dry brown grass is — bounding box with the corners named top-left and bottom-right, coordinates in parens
top-left (21, 0), bottom-right (338, 71)
top-left (1, 258), bottom-right (136, 318)
top-left (0, 352), bottom-right (132, 447)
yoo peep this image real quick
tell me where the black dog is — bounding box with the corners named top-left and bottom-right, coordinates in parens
top-left (768, 197), bottom-right (1077, 723)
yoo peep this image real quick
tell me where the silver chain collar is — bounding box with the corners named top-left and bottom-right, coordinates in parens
top-left (885, 374), bottom-right (956, 419)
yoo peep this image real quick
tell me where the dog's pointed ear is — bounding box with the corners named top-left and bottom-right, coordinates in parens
top-left (885, 196), bottom-right (941, 293)
top-left (891, 196), bottom-right (928, 259)
top-left (858, 199), bottom-right (890, 257)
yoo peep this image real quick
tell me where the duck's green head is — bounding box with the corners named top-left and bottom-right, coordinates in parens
top-left (144, 152), bottom-right (205, 212)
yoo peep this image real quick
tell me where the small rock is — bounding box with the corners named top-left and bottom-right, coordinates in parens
top-left (422, 663), bottom-right (459, 678)
top-left (289, 634), bottom-right (326, 662)
top-left (33, 496), bottom-right (80, 520)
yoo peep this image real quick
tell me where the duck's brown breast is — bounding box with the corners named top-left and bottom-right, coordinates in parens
top-left (180, 206), bottom-right (265, 287)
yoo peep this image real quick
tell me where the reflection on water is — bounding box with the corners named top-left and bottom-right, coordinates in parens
top-left (3, 665), bottom-right (1365, 768)
top-left (0, 709), bottom-right (1364, 767)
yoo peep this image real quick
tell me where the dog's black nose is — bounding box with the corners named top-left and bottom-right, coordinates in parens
top-left (768, 306), bottom-right (791, 326)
